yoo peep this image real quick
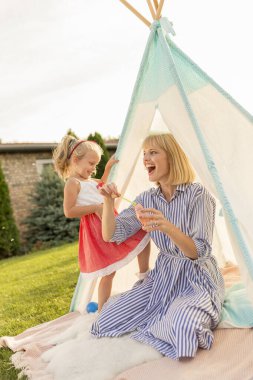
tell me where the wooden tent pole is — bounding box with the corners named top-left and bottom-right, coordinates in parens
top-left (156, 0), bottom-right (164, 19)
top-left (153, 0), bottom-right (159, 10)
top-left (146, 0), bottom-right (156, 20)
top-left (119, 0), bottom-right (151, 27)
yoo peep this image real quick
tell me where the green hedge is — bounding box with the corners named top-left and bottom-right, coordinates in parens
top-left (0, 162), bottom-right (20, 259)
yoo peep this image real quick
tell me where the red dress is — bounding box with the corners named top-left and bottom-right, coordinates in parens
top-left (76, 179), bottom-right (149, 279)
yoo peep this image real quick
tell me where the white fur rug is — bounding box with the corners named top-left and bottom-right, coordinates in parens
top-left (10, 313), bottom-right (161, 380)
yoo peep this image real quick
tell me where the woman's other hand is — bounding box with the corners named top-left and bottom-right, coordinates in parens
top-left (140, 208), bottom-right (169, 233)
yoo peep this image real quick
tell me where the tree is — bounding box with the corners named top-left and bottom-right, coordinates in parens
top-left (87, 132), bottom-right (110, 178)
top-left (66, 129), bottom-right (79, 139)
top-left (24, 165), bottom-right (79, 250)
top-left (0, 163), bottom-right (20, 258)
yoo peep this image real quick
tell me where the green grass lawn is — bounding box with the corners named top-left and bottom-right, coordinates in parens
top-left (0, 242), bottom-right (79, 380)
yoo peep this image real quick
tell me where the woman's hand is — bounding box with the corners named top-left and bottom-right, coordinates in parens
top-left (99, 183), bottom-right (121, 200)
top-left (141, 207), bottom-right (197, 259)
top-left (139, 208), bottom-right (170, 234)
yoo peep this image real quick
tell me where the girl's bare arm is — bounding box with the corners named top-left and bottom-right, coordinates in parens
top-left (100, 155), bottom-right (119, 183)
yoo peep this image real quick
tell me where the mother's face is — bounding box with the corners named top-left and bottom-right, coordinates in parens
top-left (143, 145), bottom-right (169, 183)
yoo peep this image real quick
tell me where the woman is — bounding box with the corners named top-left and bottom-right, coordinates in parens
top-left (91, 132), bottom-right (225, 360)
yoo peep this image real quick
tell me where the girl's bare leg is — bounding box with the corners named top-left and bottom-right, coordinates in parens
top-left (137, 241), bottom-right (151, 274)
top-left (98, 271), bottom-right (116, 311)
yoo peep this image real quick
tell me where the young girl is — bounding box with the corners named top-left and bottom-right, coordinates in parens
top-left (53, 135), bottom-right (150, 311)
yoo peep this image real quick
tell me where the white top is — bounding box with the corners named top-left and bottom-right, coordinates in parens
top-left (75, 179), bottom-right (103, 206)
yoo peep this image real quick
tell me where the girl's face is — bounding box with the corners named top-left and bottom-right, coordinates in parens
top-left (143, 145), bottom-right (169, 184)
top-left (74, 150), bottom-right (100, 179)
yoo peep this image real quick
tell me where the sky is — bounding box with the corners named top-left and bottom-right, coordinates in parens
top-left (0, 0), bottom-right (252, 143)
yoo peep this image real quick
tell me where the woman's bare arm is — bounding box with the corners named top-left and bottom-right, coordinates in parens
top-left (99, 183), bottom-right (121, 241)
top-left (101, 198), bottom-right (116, 241)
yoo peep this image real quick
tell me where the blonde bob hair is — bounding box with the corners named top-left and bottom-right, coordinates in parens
top-left (53, 135), bottom-right (103, 180)
top-left (143, 133), bottom-right (195, 185)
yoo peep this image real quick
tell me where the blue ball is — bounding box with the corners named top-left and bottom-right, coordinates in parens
top-left (86, 301), bottom-right (98, 313)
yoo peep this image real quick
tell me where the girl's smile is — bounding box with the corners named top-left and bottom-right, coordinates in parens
top-left (74, 150), bottom-right (100, 180)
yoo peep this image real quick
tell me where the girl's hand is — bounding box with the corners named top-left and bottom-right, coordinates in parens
top-left (105, 154), bottom-right (119, 171)
top-left (99, 182), bottom-right (121, 200)
top-left (140, 208), bottom-right (170, 234)
top-left (101, 155), bottom-right (119, 183)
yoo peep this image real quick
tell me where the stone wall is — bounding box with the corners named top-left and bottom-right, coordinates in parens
top-left (0, 151), bottom-right (53, 241)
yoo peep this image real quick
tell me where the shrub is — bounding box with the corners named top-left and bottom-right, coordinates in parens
top-left (24, 165), bottom-right (79, 250)
top-left (87, 132), bottom-right (110, 179)
top-left (0, 163), bottom-right (20, 258)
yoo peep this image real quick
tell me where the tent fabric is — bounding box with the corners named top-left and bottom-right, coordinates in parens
top-left (71, 17), bottom-right (253, 312)
top-left (219, 282), bottom-right (253, 328)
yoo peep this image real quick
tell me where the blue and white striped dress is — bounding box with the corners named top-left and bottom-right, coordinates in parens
top-left (91, 183), bottom-right (225, 359)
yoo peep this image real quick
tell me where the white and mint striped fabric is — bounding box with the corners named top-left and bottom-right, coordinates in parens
top-left (91, 183), bottom-right (225, 359)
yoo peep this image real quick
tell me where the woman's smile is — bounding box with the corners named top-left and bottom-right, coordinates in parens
top-left (143, 146), bottom-right (169, 183)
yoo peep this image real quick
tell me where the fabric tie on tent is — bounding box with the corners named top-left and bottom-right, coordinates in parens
top-left (158, 17), bottom-right (176, 36)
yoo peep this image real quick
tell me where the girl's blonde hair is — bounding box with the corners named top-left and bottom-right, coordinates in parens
top-left (143, 133), bottom-right (195, 185)
top-left (53, 135), bottom-right (103, 179)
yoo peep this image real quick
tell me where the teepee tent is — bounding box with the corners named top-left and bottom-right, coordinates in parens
top-left (71, 0), bottom-right (253, 312)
